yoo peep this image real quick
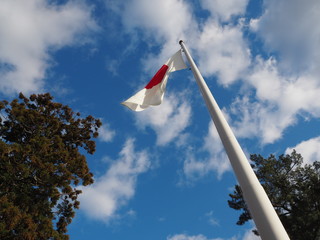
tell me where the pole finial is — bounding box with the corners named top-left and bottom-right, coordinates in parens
top-left (179, 40), bottom-right (184, 45)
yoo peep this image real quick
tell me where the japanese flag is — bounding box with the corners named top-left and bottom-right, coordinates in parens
top-left (121, 49), bottom-right (187, 111)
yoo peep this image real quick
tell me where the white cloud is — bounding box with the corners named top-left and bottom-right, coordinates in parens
top-left (115, 0), bottom-right (250, 85)
top-left (285, 136), bottom-right (320, 165)
top-left (220, 0), bottom-right (320, 144)
top-left (0, 0), bottom-right (97, 95)
top-left (79, 138), bottom-right (150, 222)
top-left (247, 57), bottom-right (282, 102)
top-left (135, 93), bottom-right (191, 146)
top-left (107, 0), bottom-right (250, 87)
top-left (251, 0), bottom-right (320, 75)
top-left (107, 0), bottom-right (196, 69)
top-left (195, 20), bottom-right (250, 85)
top-left (122, 0), bottom-right (193, 41)
top-left (183, 121), bottom-right (230, 180)
top-left (200, 0), bottom-right (249, 22)
top-left (227, 95), bottom-right (291, 144)
top-left (123, 0), bottom-right (199, 78)
top-left (179, 0), bottom-right (320, 147)
top-left (228, 55), bottom-right (320, 144)
top-left (98, 121), bottom-right (116, 142)
top-left (167, 234), bottom-right (223, 240)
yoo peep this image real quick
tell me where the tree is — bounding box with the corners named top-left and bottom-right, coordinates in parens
top-left (0, 93), bottom-right (101, 240)
top-left (228, 150), bottom-right (320, 240)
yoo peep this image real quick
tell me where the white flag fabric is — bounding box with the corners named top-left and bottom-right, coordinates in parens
top-left (121, 49), bottom-right (187, 111)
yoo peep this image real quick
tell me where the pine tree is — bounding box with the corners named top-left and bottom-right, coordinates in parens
top-left (228, 150), bottom-right (320, 239)
top-left (0, 93), bottom-right (101, 239)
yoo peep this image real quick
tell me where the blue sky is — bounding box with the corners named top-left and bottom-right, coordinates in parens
top-left (1, 0), bottom-right (320, 239)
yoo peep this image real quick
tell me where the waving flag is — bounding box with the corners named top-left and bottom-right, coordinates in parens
top-left (121, 49), bottom-right (187, 111)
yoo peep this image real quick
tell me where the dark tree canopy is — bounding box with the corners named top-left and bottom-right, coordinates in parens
top-left (228, 150), bottom-right (320, 240)
top-left (0, 93), bottom-right (101, 240)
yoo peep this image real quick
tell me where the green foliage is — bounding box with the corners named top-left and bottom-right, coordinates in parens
top-left (0, 93), bottom-right (101, 240)
top-left (228, 150), bottom-right (320, 239)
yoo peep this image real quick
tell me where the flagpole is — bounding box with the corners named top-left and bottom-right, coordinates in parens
top-left (179, 40), bottom-right (290, 240)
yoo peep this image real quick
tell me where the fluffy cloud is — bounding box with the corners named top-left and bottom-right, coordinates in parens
top-left (228, 95), bottom-right (292, 144)
top-left (285, 136), bottom-right (320, 165)
top-left (107, 0), bottom-right (249, 86)
top-left (135, 93), bottom-right (191, 146)
top-left (167, 234), bottom-right (223, 240)
top-left (230, 0), bottom-right (320, 144)
top-left (0, 0), bottom-right (97, 95)
top-left (251, 0), bottom-right (320, 75)
top-left (79, 138), bottom-right (150, 221)
top-left (189, 1), bottom-right (319, 146)
top-left (122, 0), bottom-right (194, 41)
top-left (98, 121), bottom-right (116, 142)
top-left (229, 55), bottom-right (320, 144)
top-left (195, 20), bottom-right (250, 85)
top-left (200, 0), bottom-right (249, 22)
top-left (183, 121), bottom-right (230, 180)
top-left (107, 0), bottom-right (196, 70)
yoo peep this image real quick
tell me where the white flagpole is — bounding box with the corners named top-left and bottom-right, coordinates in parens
top-left (179, 40), bottom-right (290, 240)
